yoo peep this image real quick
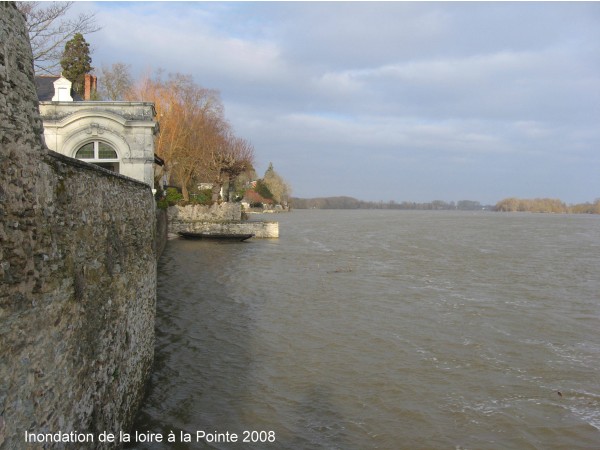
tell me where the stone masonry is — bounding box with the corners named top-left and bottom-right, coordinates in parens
top-left (0, 4), bottom-right (156, 448)
top-left (168, 203), bottom-right (279, 238)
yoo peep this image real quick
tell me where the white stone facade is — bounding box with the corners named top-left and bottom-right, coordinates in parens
top-left (51, 75), bottom-right (74, 101)
top-left (38, 101), bottom-right (158, 187)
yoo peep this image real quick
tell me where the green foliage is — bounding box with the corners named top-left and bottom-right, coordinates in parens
top-left (233, 188), bottom-right (247, 202)
top-left (156, 187), bottom-right (181, 209)
top-left (156, 188), bottom-right (215, 208)
top-left (262, 162), bottom-right (291, 204)
top-left (254, 179), bottom-right (274, 200)
top-left (165, 187), bottom-right (183, 205)
top-left (244, 188), bottom-right (272, 207)
top-left (189, 189), bottom-right (212, 205)
top-left (60, 33), bottom-right (92, 96)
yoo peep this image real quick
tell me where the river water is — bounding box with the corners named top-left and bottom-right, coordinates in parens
top-left (130, 210), bottom-right (600, 449)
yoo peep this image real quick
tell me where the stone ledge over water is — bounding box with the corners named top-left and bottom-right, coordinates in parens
top-left (167, 203), bottom-right (279, 238)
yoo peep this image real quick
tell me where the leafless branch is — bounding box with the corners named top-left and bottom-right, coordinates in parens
top-left (17, 1), bottom-right (101, 74)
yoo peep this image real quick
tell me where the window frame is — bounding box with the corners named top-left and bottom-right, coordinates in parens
top-left (75, 141), bottom-right (119, 162)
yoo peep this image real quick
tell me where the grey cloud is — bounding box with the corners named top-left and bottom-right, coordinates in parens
top-left (78, 1), bottom-right (599, 203)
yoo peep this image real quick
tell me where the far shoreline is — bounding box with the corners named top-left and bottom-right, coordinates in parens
top-left (289, 196), bottom-right (600, 215)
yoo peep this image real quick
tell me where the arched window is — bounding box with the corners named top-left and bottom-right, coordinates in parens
top-left (75, 141), bottom-right (119, 173)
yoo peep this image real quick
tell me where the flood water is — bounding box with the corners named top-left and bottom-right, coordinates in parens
top-left (130, 210), bottom-right (600, 449)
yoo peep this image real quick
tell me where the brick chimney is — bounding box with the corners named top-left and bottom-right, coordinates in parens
top-left (84, 73), bottom-right (97, 100)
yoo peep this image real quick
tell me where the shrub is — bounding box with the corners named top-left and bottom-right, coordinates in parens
top-left (255, 179), bottom-right (274, 200)
top-left (165, 187), bottom-right (183, 205)
top-left (190, 189), bottom-right (213, 205)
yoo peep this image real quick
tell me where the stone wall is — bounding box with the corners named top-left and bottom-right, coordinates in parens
top-left (174, 220), bottom-right (279, 239)
top-left (155, 208), bottom-right (168, 258)
top-left (0, 4), bottom-right (156, 448)
top-left (168, 203), bottom-right (279, 238)
top-left (167, 202), bottom-right (243, 223)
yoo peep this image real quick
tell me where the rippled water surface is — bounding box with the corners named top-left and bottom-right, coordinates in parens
top-left (131, 210), bottom-right (600, 449)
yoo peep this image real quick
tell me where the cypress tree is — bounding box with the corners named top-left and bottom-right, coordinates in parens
top-left (60, 33), bottom-right (92, 96)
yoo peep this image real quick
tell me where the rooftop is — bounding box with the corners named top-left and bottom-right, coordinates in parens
top-left (34, 76), bottom-right (83, 101)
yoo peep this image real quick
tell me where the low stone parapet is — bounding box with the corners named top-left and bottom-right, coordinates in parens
top-left (167, 203), bottom-right (279, 238)
top-left (167, 203), bottom-right (242, 222)
top-left (169, 220), bottom-right (279, 238)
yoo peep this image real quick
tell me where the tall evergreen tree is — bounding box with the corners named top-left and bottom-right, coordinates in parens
top-left (262, 162), bottom-right (291, 205)
top-left (60, 33), bottom-right (92, 96)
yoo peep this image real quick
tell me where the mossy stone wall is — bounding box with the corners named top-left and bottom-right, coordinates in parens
top-left (0, 4), bottom-right (156, 448)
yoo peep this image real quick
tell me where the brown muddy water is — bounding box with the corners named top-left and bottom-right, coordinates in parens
top-left (130, 210), bottom-right (600, 449)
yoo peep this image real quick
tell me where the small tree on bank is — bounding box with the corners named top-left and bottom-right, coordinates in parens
top-left (262, 162), bottom-right (291, 205)
top-left (254, 179), bottom-right (274, 202)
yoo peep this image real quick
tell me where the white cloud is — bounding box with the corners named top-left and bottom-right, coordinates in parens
top-left (92, 3), bottom-right (287, 85)
top-left (77, 1), bottom-right (600, 203)
top-left (313, 71), bottom-right (365, 98)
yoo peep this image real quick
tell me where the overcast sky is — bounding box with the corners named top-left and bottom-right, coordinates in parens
top-left (74, 1), bottom-right (599, 204)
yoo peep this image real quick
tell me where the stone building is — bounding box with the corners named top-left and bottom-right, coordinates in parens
top-left (35, 75), bottom-right (159, 187)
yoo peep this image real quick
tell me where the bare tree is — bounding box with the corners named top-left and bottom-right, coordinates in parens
top-left (128, 72), bottom-right (198, 186)
top-left (171, 89), bottom-right (226, 202)
top-left (17, 1), bottom-right (100, 74)
top-left (208, 132), bottom-right (255, 202)
top-left (99, 62), bottom-right (133, 100)
top-left (127, 70), bottom-right (255, 201)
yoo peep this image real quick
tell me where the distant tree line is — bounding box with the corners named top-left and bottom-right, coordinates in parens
top-left (495, 198), bottom-right (600, 214)
top-left (291, 196), bottom-right (600, 214)
top-left (291, 197), bottom-right (489, 210)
